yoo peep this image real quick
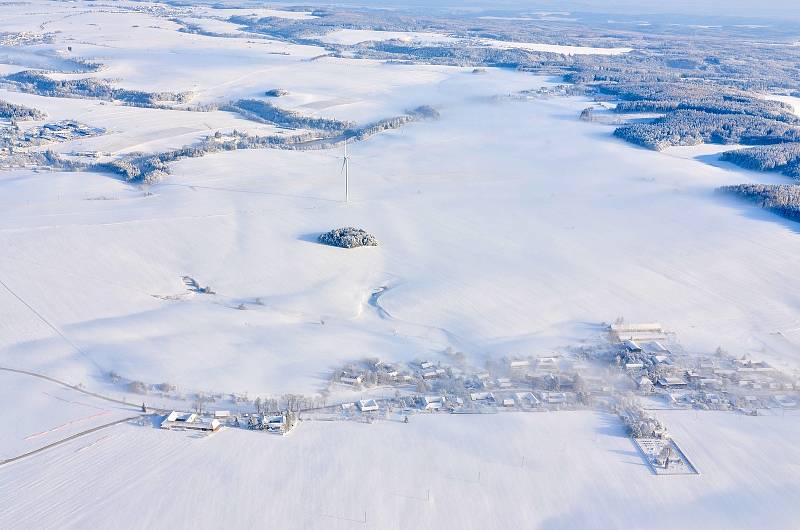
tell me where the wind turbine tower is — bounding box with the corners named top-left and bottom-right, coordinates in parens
top-left (341, 139), bottom-right (350, 203)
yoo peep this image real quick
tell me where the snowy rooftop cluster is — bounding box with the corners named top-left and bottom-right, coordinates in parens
top-left (318, 227), bottom-right (378, 248)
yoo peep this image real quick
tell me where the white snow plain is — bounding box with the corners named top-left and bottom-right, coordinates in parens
top-left (1, 406), bottom-right (798, 529)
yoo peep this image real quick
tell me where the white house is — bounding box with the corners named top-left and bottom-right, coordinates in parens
top-left (496, 378), bottom-right (512, 388)
top-left (623, 340), bottom-right (642, 353)
top-left (657, 377), bottom-right (687, 388)
top-left (539, 392), bottom-right (567, 404)
top-left (470, 392), bottom-right (495, 402)
top-left (502, 398), bottom-right (515, 407)
top-left (515, 392), bottom-right (540, 407)
top-left (266, 415), bottom-right (286, 432)
top-left (340, 375), bottom-right (362, 386)
top-left (421, 396), bottom-right (446, 411)
top-left (774, 395), bottom-right (797, 408)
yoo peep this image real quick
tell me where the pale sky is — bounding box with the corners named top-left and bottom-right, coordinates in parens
top-left (338, 0), bottom-right (800, 21)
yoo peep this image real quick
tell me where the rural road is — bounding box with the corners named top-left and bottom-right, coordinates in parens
top-left (0, 414), bottom-right (148, 467)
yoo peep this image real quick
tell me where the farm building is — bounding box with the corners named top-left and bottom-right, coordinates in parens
top-left (610, 323), bottom-right (666, 342)
top-left (160, 411), bottom-right (221, 432)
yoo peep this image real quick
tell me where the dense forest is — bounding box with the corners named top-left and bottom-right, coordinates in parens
top-left (2, 71), bottom-right (189, 107)
top-left (719, 184), bottom-right (800, 223)
top-left (721, 144), bottom-right (800, 179)
top-left (614, 111), bottom-right (800, 151)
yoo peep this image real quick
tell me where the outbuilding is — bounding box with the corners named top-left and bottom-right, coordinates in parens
top-left (657, 377), bottom-right (687, 389)
top-left (357, 399), bottom-right (379, 412)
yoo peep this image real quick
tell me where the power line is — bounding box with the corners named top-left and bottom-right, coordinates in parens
top-left (0, 276), bottom-right (101, 371)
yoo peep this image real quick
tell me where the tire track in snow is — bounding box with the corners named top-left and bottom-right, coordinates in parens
top-left (368, 284), bottom-right (475, 354)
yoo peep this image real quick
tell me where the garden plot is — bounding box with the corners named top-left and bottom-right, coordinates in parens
top-left (634, 437), bottom-right (699, 475)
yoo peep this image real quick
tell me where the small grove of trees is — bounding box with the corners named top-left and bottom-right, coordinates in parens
top-left (224, 99), bottom-right (354, 131)
top-left (0, 99), bottom-right (45, 120)
top-left (318, 227), bottom-right (378, 248)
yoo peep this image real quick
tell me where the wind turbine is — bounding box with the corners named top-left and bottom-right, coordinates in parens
top-left (340, 138), bottom-right (350, 203)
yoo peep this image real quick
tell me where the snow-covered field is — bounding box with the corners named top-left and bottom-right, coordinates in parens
top-left (477, 38), bottom-right (633, 55)
top-left (0, 370), bottom-right (139, 459)
top-left (1, 2), bottom-right (800, 528)
top-left (1, 1), bottom-right (799, 393)
top-left (1, 408), bottom-right (798, 529)
top-left (5, 82), bottom-right (800, 394)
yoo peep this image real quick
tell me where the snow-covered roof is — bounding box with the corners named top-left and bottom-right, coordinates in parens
top-left (658, 377), bottom-right (687, 386)
top-left (357, 399), bottom-right (379, 411)
top-left (623, 340), bottom-right (642, 351)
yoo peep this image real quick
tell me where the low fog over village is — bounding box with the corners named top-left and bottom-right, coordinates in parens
top-left (1, 1), bottom-right (799, 529)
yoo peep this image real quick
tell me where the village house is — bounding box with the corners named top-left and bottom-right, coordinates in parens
top-left (657, 377), bottom-right (688, 389)
top-left (508, 359), bottom-right (530, 370)
top-left (539, 391), bottom-right (567, 405)
top-left (515, 392), bottom-right (540, 407)
top-left (470, 391), bottom-right (495, 402)
top-left (420, 396), bottom-right (446, 411)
